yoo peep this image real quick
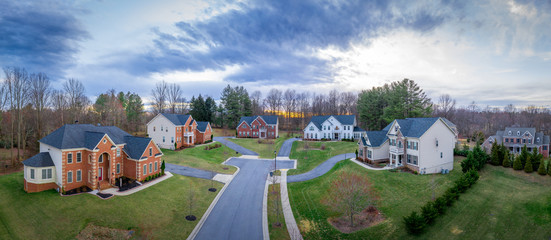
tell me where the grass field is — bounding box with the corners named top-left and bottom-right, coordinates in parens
top-left (287, 141), bottom-right (357, 175)
top-left (268, 183), bottom-right (290, 240)
top-left (0, 172), bottom-right (223, 239)
top-left (287, 157), bottom-right (551, 239)
top-left (162, 142), bottom-right (239, 174)
top-left (228, 132), bottom-right (301, 159)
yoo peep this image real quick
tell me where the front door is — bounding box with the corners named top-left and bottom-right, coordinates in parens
top-left (334, 133), bottom-right (339, 140)
top-left (261, 132), bottom-right (266, 138)
top-left (99, 167), bottom-right (103, 181)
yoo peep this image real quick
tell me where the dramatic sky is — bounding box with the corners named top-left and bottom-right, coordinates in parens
top-left (1, 0), bottom-right (550, 107)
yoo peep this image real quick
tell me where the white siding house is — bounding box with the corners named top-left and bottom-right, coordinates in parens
top-left (303, 115), bottom-right (364, 141)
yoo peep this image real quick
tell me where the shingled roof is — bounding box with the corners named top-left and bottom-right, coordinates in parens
top-left (39, 124), bottom-right (132, 149)
top-left (123, 136), bottom-right (152, 160)
top-left (160, 113), bottom-right (192, 126)
top-left (22, 152), bottom-right (54, 167)
top-left (308, 115), bottom-right (356, 129)
top-left (361, 131), bottom-right (388, 147)
top-left (238, 115), bottom-right (278, 126)
top-left (196, 121), bottom-right (210, 132)
top-left (390, 117), bottom-right (455, 138)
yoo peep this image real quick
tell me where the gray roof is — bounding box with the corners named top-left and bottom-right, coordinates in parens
top-left (353, 126), bottom-right (365, 132)
top-left (123, 136), bottom-right (152, 160)
top-left (491, 127), bottom-right (550, 146)
top-left (161, 113), bottom-right (192, 126)
top-left (22, 152), bottom-right (54, 167)
top-left (502, 127), bottom-right (536, 138)
top-left (39, 124), bottom-right (132, 149)
top-left (308, 115), bottom-right (356, 129)
top-left (392, 117), bottom-right (455, 138)
top-left (196, 121), bottom-right (210, 132)
top-left (361, 131), bottom-right (388, 147)
top-left (238, 115), bottom-right (278, 126)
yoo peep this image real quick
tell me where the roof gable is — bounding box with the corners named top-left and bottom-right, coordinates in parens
top-left (39, 124), bottom-right (132, 150)
top-left (196, 121), bottom-right (210, 132)
top-left (123, 136), bottom-right (153, 160)
top-left (23, 152), bottom-right (54, 167)
top-left (160, 113), bottom-right (192, 126)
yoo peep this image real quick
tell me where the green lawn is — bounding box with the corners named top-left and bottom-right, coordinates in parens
top-left (0, 172), bottom-right (223, 239)
top-left (268, 183), bottom-right (290, 240)
top-left (287, 141), bottom-right (358, 175)
top-left (162, 142), bottom-right (239, 174)
top-left (287, 158), bottom-right (551, 239)
top-left (229, 137), bottom-right (290, 159)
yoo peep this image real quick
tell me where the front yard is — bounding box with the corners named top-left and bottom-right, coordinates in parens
top-left (287, 157), bottom-right (551, 239)
top-left (0, 172), bottom-right (222, 239)
top-left (162, 142), bottom-right (239, 174)
top-left (287, 141), bottom-right (357, 175)
top-left (228, 133), bottom-right (301, 159)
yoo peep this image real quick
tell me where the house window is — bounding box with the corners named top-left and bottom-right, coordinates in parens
top-left (47, 169), bottom-right (52, 178)
top-left (505, 138), bottom-right (509, 143)
top-left (516, 139), bottom-right (520, 143)
top-left (149, 163), bottom-right (152, 173)
top-left (163, 136), bottom-right (165, 142)
top-left (517, 131), bottom-right (520, 136)
top-left (67, 171), bottom-right (73, 183)
top-left (441, 152), bottom-right (443, 158)
top-left (155, 162), bottom-right (158, 171)
top-left (522, 139), bottom-right (526, 144)
top-left (88, 171), bottom-right (92, 183)
top-left (143, 164), bottom-right (147, 175)
top-left (99, 154), bottom-right (103, 163)
top-left (528, 139), bottom-right (531, 144)
top-left (103, 139), bottom-right (106, 143)
top-left (407, 154), bottom-right (411, 163)
top-left (76, 152), bottom-right (82, 162)
top-left (508, 131), bottom-right (511, 135)
top-left (171, 137), bottom-right (174, 143)
top-left (117, 148), bottom-right (121, 157)
top-left (161, 126), bottom-right (163, 131)
top-left (42, 169), bottom-right (48, 179)
top-left (436, 140), bottom-right (439, 147)
top-left (310, 126), bottom-right (314, 131)
top-left (88, 155), bottom-right (92, 164)
top-left (149, 148), bottom-right (152, 156)
top-left (67, 153), bottom-right (73, 163)
top-left (153, 126), bottom-right (156, 131)
top-left (368, 150), bottom-right (372, 159)
top-left (30, 169), bottom-right (35, 179)
top-left (413, 155), bottom-right (418, 165)
top-left (77, 170), bottom-right (82, 182)
top-left (324, 133), bottom-right (326, 138)
top-left (117, 163), bottom-right (120, 174)
top-left (537, 137), bottom-right (540, 143)
top-left (543, 146), bottom-right (548, 150)
top-left (407, 141), bottom-right (411, 149)
top-left (315, 133), bottom-right (317, 138)
top-left (166, 128), bottom-right (168, 132)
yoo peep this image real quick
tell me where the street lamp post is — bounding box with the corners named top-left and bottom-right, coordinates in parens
top-left (274, 150), bottom-right (277, 172)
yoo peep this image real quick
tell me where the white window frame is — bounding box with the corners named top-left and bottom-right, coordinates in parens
top-left (117, 148), bottom-right (121, 157)
top-left (67, 171), bottom-right (73, 183)
top-left (155, 162), bottom-right (158, 171)
top-left (30, 169), bottom-right (35, 179)
top-left (77, 169), bottom-right (82, 182)
top-left (76, 152), bottom-right (82, 163)
top-left (143, 164), bottom-right (147, 175)
top-left (67, 153), bottom-right (73, 164)
top-left (117, 163), bottom-right (121, 174)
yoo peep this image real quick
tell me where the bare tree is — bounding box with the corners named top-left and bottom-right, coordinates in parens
top-left (326, 171), bottom-right (377, 227)
top-left (167, 83), bottom-right (182, 114)
top-left (151, 81), bottom-right (168, 114)
top-left (4, 67), bottom-right (30, 163)
top-left (340, 92), bottom-right (357, 115)
top-left (176, 97), bottom-right (188, 114)
top-left (63, 78), bottom-right (88, 123)
top-left (264, 88), bottom-right (282, 115)
top-left (283, 89), bottom-right (297, 130)
top-left (327, 90), bottom-right (340, 115)
top-left (29, 73), bottom-right (52, 140)
top-left (435, 94), bottom-right (456, 120)
top-left (250, 90), bottom-right (263, 115)
top-left (51, 89), bottom-right (67, 127)
top-left (297, 92), bottom-right (310, 128)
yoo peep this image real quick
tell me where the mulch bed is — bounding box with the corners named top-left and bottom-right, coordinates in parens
top-left (63, 186), bottom-right (92, 196)
top-left (328, 206), bottom-right (385, 233)
top-left (119, 181), bottom-right (140, 192)
top-left (97, 192), bottom-right (114, 199)
top-left (76, 223), bottom-right (133, 240)
top-left (208, 188), bottom-right (217, 192)
top-left (186, 215), bottom-right (196, 221)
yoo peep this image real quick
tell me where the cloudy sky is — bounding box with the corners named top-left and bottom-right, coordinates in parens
top-left (1, 0), bottom-right (550, 107)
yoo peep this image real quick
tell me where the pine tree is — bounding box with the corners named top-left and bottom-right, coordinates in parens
top-left (461, 151), bottom-right (476, 173)
top-left (513, 155), bottom-right (523, 170)
top-left (490, 142), bottom-right (500, 165)
top-left (524, 155), bottom-right (533, 173)
top-left (547, 160), bottom-right (551, 176)
top-left (537, 158), bottom-right (547, 175)
top-left (502, 151), bottom-right (511, 168)
top-left (517, 145), bottom-right (529, 168)
top-left (531, 148), bottom-right (542, 172)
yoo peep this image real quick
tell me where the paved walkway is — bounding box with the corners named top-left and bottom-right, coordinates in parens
top-left (192, 158), bottom-right (295, 240)
top-left (165, 163), bottom-right (216, 180)
top-left (287, 152), bottom-right (354, 183)
top-left (278, 138), bottom-right (299, 157)
top-left (351, 158), bottom-right (392, 170)
top-left (280, 170), bottom-right (303, 240)
top-left (95, 171), bottom-right (174, 196)
top-left (213, 136), bottom-right (259, 156)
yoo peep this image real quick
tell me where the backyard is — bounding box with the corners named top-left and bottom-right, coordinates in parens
top-left (162, 142), bottom-right (239, 174)
top-left (0, 172), bottom-right (222, 239)
top-left (287, 141), bottom-right (357, 175)
top-left (287, 157), bottom-right (551, 239)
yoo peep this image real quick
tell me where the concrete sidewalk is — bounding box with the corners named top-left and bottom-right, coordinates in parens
top-left (280, 169), bottom-right (303, 240)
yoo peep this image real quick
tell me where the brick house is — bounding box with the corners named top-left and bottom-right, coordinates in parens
top-left (194, 121), bottom-right (213, 144)
top-left (147, 113), bottom-right (212, 149)
top-left (22, 124), bottom-right (163, 193)
top-left (236, 115), bottom-right (279, 139)
top-left (358, 117), bottom-right (457, 174)
top-left (482, 127), bottom-right (550, 157)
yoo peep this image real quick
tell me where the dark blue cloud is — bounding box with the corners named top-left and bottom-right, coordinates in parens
top-left (0, 0), bottom-right (89, 78)
top-left (121, 0), bottom-right (454, 84)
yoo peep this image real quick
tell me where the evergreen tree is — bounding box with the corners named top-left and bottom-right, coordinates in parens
top-left (490, 142), bottom-right (500, 166)
top-left (357, 85), bottom-right (389, 130)
top-left (472, 144), bottom-right (488, 170)
top-left (530, 148), bottom-right (542, 172)
top-left (548, 160), bottom-right (551, 176)
top-left (461, 151), bottom-right (476, 173)
top-left (403, 211), bottom-right (426, 235)
top-left (524, 155), bottom-right (533, 173)
top-left (517, 145), bottom-right (529, 168)
top-left (383, 79), bottom-right (432, 123)
top-left (537, 158), bottom-right (547, 175)
top-left (204, 96), bottom-right (216, 122)
top-left (502, 150), bottom-right (511, 168)
top-left (513, 154), bottom-right (523, 170)
top-left (497, 143), bottom-right (506, 165)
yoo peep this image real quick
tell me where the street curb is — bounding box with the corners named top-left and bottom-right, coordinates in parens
top-left (281, 170), bottom-right (303, 240)
top-left (187, 157), bottom-right (241, 240)
top-left (262, 173), bottom-right (270, 240)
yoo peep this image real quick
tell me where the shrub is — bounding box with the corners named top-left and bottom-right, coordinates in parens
top-left (524, 156), bottom-right (534, 173)
top-left (433, 197), bottom-right (447, 214)
top-left (421, 201), bottom-right (439, 224)
top-left (355, 149), bottom-right (358, 159)
top-left (548, 160), bottom-right (551, 176)
top-left (513, 155), bottom-right (523, 170)
top-left (161, 160), bottom-right (166, 175)
top-left (403, 211), bottom-right (426, 235)
top-left (537, 160), bottom-right (546, 175)
top-left (502, 151), bottom-right (511, 168)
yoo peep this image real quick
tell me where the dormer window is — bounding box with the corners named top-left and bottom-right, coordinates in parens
top-left (537, 137), bottom-right (540, 143)
top-left (309, 126), bottom-right (314, 131)
top-left (517, 131), bottom-right (520, 136)
top-left (508, 131), bottom-right (512, 136)
top-left (395, 126), bottom-right (398, 131)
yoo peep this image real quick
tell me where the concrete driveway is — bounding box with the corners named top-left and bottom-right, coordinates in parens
top-left (194, 157), bottom-right (295, 240)
top-left (165, 163), bottom-right (216, 180)
top-left (213, 137), bottom-right (259, 156)
top-left (277, 138), bottom-right (299, 157)
top-left (287, 152), bottom-right (354, 183)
